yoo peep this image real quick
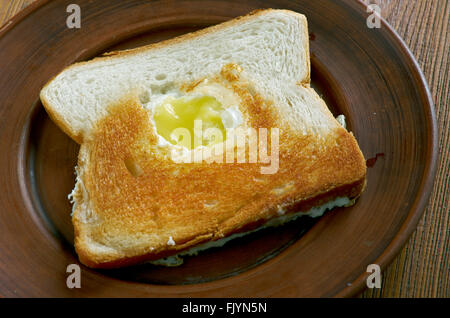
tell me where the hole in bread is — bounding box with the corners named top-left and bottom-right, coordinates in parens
top-left (123, 156), bottom-right (143, 177)
top-left (86, 78), bottom-right (95, 84)
top-left (155, 73), bottom-right (167, 81)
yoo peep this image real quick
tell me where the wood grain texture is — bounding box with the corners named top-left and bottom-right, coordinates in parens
top-left (0, 0), bottom-right (447, 297)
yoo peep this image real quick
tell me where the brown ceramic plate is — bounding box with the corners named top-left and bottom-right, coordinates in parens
top-left (0, 0), bottom-right (437, 297)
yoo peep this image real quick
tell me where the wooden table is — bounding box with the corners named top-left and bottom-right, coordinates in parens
top-left (1, 0), bottom-right (448, 298)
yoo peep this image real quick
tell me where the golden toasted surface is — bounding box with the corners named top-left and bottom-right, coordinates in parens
top-left (73, 67), bottom-right (366, 267)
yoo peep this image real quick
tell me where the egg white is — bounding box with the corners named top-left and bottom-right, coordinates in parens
top-left (141, 80), bottom-right (245, 155)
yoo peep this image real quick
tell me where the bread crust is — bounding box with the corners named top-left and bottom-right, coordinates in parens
top-left (40, 90), bottom-right (84, 144)
top-left (72, 84), bottom-right (366, 268)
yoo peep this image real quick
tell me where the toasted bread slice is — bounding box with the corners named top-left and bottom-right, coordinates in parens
top-left (40, 9), bottom-right (366, 268)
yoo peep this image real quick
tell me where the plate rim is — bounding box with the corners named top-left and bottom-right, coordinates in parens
top-left (0, 0), bottom-right (439, 297)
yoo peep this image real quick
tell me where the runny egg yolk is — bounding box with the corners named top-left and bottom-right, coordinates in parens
top-left (153, 95), bottom-right (227, 149)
